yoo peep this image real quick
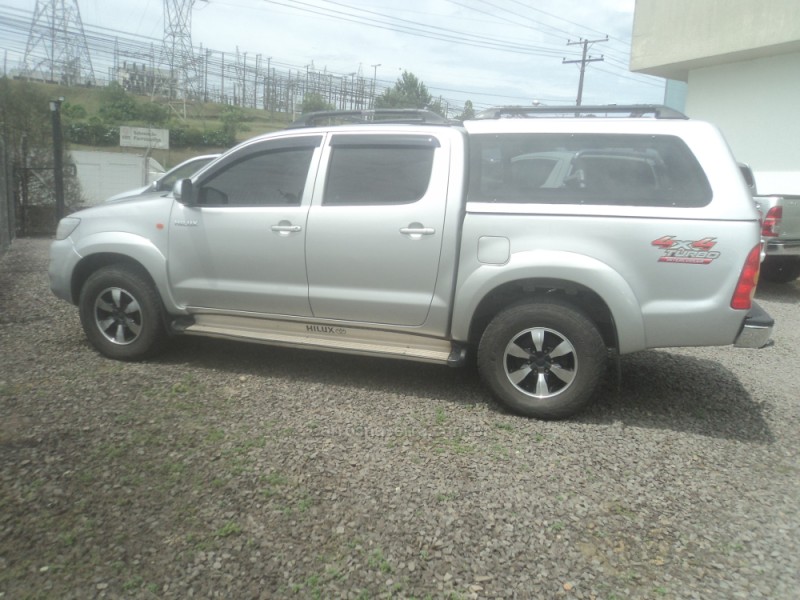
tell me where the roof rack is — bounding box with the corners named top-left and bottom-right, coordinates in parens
top-left (288, 109), bottom-right (453, 129)
top-left (473, 105), bottom-right (688, 120)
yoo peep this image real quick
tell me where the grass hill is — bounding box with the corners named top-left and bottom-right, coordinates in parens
top-left (28, 81), bottom-right (294, 169)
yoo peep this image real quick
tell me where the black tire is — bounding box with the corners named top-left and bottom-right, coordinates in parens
top-left (79, 265), bottom-right (168, 361)
top-left (477, 300), bottom-right (607, 420)
top-left (759, 257), bottom-right (800, 284)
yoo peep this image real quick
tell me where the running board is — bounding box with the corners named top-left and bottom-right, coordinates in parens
top-left (180, 314), bottom-right (465, 366)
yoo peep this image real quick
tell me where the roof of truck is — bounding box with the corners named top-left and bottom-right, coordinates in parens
top-left (287, 105), bottom-right (687, 129)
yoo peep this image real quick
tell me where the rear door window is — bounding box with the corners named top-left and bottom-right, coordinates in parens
top-left (324, 134), bottom-right (438, 205)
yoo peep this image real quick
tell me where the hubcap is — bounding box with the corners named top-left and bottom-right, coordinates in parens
top-left (93, 287), bottom-right (143, 345)
top-left (503, 327), bottom-right (577, 399)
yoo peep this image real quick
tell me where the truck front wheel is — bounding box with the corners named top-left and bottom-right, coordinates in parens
top-left (477, 300), bottom-right (607, 419)
top-left (79, 265), bottom-right (168, 361)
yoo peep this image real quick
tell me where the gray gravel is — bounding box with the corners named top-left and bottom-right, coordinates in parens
top-left (1, 237), bottom-right (799, 599)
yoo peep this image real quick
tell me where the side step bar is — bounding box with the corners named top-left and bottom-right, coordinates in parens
top-left (178, 313), bottom-right (466, 366)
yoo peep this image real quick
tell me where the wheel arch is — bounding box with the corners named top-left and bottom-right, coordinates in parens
top-left (71, 252), bottom-right (154, 304)
top-left (451, 252), bottom-right (647, 354)
top-left (466, 278), bottom-right (618, 349)
top-left (69, 232), bottom-right (181, 313)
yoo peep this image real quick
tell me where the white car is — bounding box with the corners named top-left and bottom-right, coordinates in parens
top-left (106, 154), bottom-right (220, 202)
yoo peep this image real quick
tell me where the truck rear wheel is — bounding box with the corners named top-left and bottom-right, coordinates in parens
top-left (477, 300), bottom-right (607, 419)
top-left (79, 265), bottom-right (168, 361)
top-left (759, 257), bottom-right (800, 284)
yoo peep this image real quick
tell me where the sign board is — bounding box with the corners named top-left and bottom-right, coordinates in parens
top-left (119, 126), bottom-right (170, 150)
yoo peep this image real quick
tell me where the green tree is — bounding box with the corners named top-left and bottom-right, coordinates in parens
top-left (457, 100), bottom-right (475, 121)
top-left (375, 71), bottom-right (433, 110)
top-left (220, 105), bottom-right (244, 145)
top-left (301, 92), bottom-right (334, 113)
top-left (66, 116), bottom-right (118, 146)
top-left (0, 78), bottom-right (52, 150)
top-left (98, 81), bottom-right (138, 122)
top-left (138, 101), bottom-right (168, 126)
top-left (428, 97), bottom-right (446, 118)
top-left (61, 101), bottom-right (87, 120)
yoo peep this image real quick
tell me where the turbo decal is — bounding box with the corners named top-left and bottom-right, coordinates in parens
top-left (651, 236), bottom-right (720, 264)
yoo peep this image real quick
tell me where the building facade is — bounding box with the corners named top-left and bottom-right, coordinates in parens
top-left (630, 0), bottom-right (800, 193)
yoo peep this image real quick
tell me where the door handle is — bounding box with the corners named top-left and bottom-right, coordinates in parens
top-left (399, 227), bottom-right (435, 236)
top-left (271, 220), bottom-right (302, 236)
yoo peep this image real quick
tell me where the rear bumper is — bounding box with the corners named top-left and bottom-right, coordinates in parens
top-left (734, 302), bottom-right (774, 349)
top-left (764, 239), bottom-right (800, 256)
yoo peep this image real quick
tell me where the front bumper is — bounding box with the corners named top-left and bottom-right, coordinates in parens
top-left (48, 238), bottom-right (81, 304)
top-left (734, 302), bottom-right (774, 349)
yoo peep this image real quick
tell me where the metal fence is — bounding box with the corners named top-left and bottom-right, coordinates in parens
top-left (0, 138), bottom-right (14, 256)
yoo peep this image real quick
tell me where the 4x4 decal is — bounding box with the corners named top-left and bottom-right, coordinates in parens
top-left (651, 236), bottom-right (720, 264)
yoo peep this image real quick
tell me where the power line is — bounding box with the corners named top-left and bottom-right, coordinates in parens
top-left (442, 0), bottom-right (643, 82)
top-left (503, 0), bottom-right (632, 47)
top-left (262, 0), bottom-right (654, 94)
top-left (258, 0), bottom-right (573, 58)
top-left (455, 0), bottom-right (575, 41)
top-left (0, 2), bottom-right (662, 118)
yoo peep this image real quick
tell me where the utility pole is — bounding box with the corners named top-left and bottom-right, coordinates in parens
top-left (562, 37), bottom-right (607, 106)
top-left (49, 98), bottom-right (65, 221)
top-left (370, 63), bottom-right (381, 108)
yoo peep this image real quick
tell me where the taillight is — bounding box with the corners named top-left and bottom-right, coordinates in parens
top-left (761, 206), bottom-right (782, 237)
top-left (731, 245), bottom-right (762, 310)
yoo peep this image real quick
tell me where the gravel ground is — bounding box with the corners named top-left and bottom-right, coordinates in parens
top-left (1, 237), bottom-right (799, 600)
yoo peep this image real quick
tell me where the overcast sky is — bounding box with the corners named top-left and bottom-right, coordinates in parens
top-left (4, 0), bottom-right (667, 110)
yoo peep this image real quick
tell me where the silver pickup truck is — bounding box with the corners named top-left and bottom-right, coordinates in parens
top-left (49, 106), bottom-right (773, 419)
top-left (756, 195), bottom-right (800, 283)
top-left (754, 190), bottom-right (800, 283)
top-left (738, 164), bottom-right (800, 283)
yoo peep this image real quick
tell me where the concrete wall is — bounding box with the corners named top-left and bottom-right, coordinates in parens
top-left (631, 0), bottom-right (800, 194)
top-left (71, 151), bottom-right (164, 206)
top-left (631, 0), bottom-right (800, 80)
top-left (685, 52), bottom-right (800, 193)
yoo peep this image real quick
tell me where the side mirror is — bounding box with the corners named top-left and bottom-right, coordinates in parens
top-left (738, 162), bottom-right (757, 194)
top-left (174, 178), bottom-right (194, 205)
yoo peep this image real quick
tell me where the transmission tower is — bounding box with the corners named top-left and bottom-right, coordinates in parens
top-left (164, 0), bottom-right (202, 99)
top-left (23, 0), bottom-right (96, 85)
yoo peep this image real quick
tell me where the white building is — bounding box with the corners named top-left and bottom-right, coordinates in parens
top-left (630, 0), bottom-right (800, 194)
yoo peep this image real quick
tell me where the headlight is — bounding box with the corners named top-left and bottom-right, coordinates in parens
top-left (55, 217), bottom-right (81, 240)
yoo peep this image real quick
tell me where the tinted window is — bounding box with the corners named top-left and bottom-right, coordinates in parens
top-left (197, 148), bottom-right (314, 206)
top-left (324, 139), bottom-right (436, 205)
top-left (468, 133), bottom-right (712, 207)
